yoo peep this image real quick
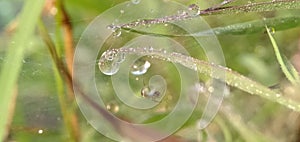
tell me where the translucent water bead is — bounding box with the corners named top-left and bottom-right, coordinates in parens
top-left (98, 49), bottom-right (125, 75)
top-left (131, 60), bottom-right (151, 75)
top-left (131, 0), bottom-right (141, 4)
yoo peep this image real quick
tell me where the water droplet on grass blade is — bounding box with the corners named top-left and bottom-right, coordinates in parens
top-left (98, 60), bottom-right (120, 75)
top-left (131, 0), bottom-right (140, 4)
top-left (112, 27), bottom-right (122, 37)
top-left (188, 4), bottom-right (201, 16)
top-left (98, 49), bottom-right (125, 75)
top-left (269, 27), bottom-right (276, 34)
top-left (141, 75), bottom-right (166, 102)
top-left (131, 60), bottom-right (151, 75)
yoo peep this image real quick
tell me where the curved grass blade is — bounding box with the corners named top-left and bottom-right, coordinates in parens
top-left (266, 26), bottom-right (300, 85)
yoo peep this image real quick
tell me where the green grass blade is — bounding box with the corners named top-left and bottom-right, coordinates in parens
top-left (0, 1), bottom-right (45, 141)
top-left (266, 26), bottom-right (300, 85)
top-left (213, 16), bottom-right (300, 35)
top-left (123, 16), bottom-right (300, 37)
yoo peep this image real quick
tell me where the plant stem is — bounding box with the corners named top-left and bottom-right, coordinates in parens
top-left (115, 47), bottom-right (300, 112)
top-left (200, 0), bottom-right (300, 15)
top-left (0, 1), bottom-right (45, 141)
top-left (114, 0), bottom-right (300, 31)
top-left (38, 21), bottom-right (79, 142)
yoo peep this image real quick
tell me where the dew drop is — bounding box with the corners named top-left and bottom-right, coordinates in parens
top-left (98, 49), bottom-right (125, 75)
top-left (112, 27), bottom-right (122, 37)
top-left (188, 4), bottom-right (201, 16)
top-left (131, 60), bottom-right (151, 75)
top-left (38, 129), bottom-right (43, 134)
top-left (208, 86), bottom-right (214, 93)
top-left (141, 75), bottom-right (166, 102)
top-left (120, 9), bottom-right (125, 14)
top-left (106, 101), bottom-right (119, 113)
top-left (131, 0), bottom-right (140, 4)
top-left (269, 27), bottom-right (276, 34)
top-left (141, 87), bottom-right (160, 99)
top-left (98, 60), bottom-right (120, 75)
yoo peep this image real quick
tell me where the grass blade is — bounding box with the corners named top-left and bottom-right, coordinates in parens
top-left (266, 26), bottom-right (300, 85)
top-left (0, 1), bottom-right (45, 141)
top-left (123, 16), bottom-right (300, 37)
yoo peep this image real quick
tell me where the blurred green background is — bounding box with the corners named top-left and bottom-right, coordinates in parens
top-left (0, 0), bottom-right (300, 141)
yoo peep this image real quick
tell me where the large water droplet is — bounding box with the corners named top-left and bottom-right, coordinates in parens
top-left (131, 0), bottom-right (140, 4)
top-left (98, 49), bottom-right (125, 75)
top-left (98, 60), bottom-right (120, 75)
top-left (131, 60), bottom-right (151, 75)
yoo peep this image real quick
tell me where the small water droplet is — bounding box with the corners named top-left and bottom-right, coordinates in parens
top-left (38, 129), bottom-right (43, 134)
top-left (112, 27), bottom-right (122, 37)
top-left (131, 60), bottom-right (151, 75)
top-left (141, 87), bottom-right (160, 99)
top-left (188, 4), bottom-right (200, 16)
top-left (106, 101), bottom-right (119, 113)
top-left (141, 75), bottom-right (166, 102)
top-left (131, 0), bottom-right (140, 4)
top-left (268, 27), bottom-right (276, 34)
top-left (208, 86), bottom-right (214, 93)
top-left (120, 9), bottom-right (125, 14)
top-left (177, 10), bottom-right (188, 16)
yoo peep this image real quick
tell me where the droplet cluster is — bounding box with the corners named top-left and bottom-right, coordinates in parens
top-left (98, 46), bottom-right (203, 76)
top-left (106, 4), bottom-right (201, 31)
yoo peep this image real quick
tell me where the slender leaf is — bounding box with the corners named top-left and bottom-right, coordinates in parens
top-left (123, 16), bottom-right (300, 37)
top-left (0, 1), bottom-right (45, 141)
top-left (266, 26), bottom-right (300, 85)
